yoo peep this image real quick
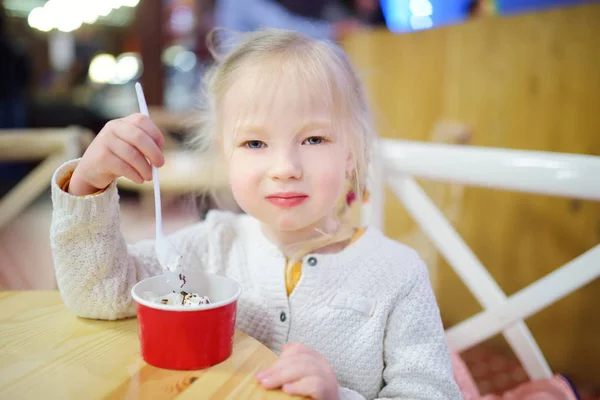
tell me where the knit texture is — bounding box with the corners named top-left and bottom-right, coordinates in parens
top-left (50, 159), bottom-right (462, 400)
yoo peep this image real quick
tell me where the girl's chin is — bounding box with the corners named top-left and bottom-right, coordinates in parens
top-left (257, 212), bottom-right (320, 233)
top-left (266, 217), bottom-right (310, 232)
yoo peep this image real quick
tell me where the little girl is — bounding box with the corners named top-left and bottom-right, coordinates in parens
top-left (50, 29), bottom-right (462, 399)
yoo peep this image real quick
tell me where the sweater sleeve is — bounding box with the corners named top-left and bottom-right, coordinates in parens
top-left (338, 386), bottom-right (367, 399)
top-left (374, 257), bottom-right (463, 400)
top-left (49, 159), bottom-right (221, 320)
top-left (335, 254), bottom-right (462, 400)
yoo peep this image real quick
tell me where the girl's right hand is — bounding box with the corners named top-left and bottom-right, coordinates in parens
top-left (68, 113), bottom-right (165, 196)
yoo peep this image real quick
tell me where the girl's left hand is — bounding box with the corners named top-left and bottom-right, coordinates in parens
top-left (256, 343), bottom-right (339, 400)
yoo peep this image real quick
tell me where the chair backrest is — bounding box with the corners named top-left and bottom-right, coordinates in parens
top-left (360, 137), bottom-right (600, 380)
top-left (0, 127), bottom-right (93, 162)
top-left (0, 127), bottom-right (93, 229)
top-left (357, 121), bottom-right (470, 292)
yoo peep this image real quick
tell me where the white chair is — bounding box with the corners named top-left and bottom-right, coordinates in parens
top-left (363, 138), bottom-right (600, 380)
top-left (0, 127), bottom-right (94, 230)
top-left (357, 121), bottom-right (471, 292)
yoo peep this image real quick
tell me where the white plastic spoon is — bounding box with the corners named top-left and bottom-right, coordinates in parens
top-left (135, 82), bottom-right (186, 292)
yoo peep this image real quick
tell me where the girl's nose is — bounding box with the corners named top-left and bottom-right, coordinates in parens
top-left (268, 147), bottom-right (302, 181)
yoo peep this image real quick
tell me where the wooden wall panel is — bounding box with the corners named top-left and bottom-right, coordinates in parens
top-left (343, 3), bottom-right (600, 384)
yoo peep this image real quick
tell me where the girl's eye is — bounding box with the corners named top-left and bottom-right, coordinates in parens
top-left (303, 136), bottom-right (325, 145)
top-left (243, 140), bottom-right (265, 149)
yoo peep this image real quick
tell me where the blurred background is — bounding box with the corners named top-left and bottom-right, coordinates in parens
top-left (0, 0), bottom-right (599, 397)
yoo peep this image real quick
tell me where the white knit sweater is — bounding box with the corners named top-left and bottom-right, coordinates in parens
top-left (50, 160), bottom-right (462, 400)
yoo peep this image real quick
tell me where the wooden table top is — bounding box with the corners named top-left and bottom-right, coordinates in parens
top-left (0, 291), bottom-right (300, 400)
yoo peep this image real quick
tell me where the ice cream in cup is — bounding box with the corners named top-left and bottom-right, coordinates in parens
top-left (131, 272), bottom-right (241, 370)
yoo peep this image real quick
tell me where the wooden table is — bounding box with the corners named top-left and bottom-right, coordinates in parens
top-left (0, 291), bottom-right (300, 400)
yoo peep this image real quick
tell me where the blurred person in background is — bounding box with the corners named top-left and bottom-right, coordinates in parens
top-left (0, 4), bottom-right (31, 129)
top-left (213, 0), bottom-right (381, 43)
top-left (342, 0), bottom-right (385, 25)
top-left (466, 0), bottom-right (496, 17)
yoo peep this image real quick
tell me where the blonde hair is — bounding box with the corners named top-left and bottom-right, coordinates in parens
top-left (189, 28), bottom-right (376, 261)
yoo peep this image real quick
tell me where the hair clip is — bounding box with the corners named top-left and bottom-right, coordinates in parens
top-left (346, 190), bottom-right (357, 206)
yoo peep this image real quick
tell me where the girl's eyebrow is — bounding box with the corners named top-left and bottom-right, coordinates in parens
top-left (234, 125), bottom-right (268, 139)
top-left (295, 120), bottom-right (332, 135)
top-left (237, 120), bottom-right (332, 137)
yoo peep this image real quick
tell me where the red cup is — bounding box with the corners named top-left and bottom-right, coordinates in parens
top-left (131, 272), bottom-right (241, 370)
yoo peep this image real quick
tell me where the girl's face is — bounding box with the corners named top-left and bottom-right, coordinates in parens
top-left (221, 64), bottom-right (352, 239)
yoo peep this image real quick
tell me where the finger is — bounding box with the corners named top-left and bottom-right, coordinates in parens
top-left (113, 121), bottom-right (164, 167)
top-left (280, 343), bottom-right (310, 357)
top-left (123, 113), bottom-right (165, 148)
top-left (282, 376), bottom-right (324, 399)
top-left (258, 356), bottom-right (315, 389)
top-left (108, 137), bottom-right (152, 181)
top-left (106, 149), bottom-right (145, 184)
top-left (259, 344), bottom-right (311, 378)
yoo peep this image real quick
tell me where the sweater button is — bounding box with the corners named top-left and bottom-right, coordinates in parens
top-left (280, 311), bottom-right (287, 322)
top-left (307, 257), bottom-right (317, 266)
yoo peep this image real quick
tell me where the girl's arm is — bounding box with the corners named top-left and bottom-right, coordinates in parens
top-left (377, 259), bottom-right (462, 399)
top-left (50, 160), bottom-right (219, 320)
top-left (337, 258), bottom-right (462, 400)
